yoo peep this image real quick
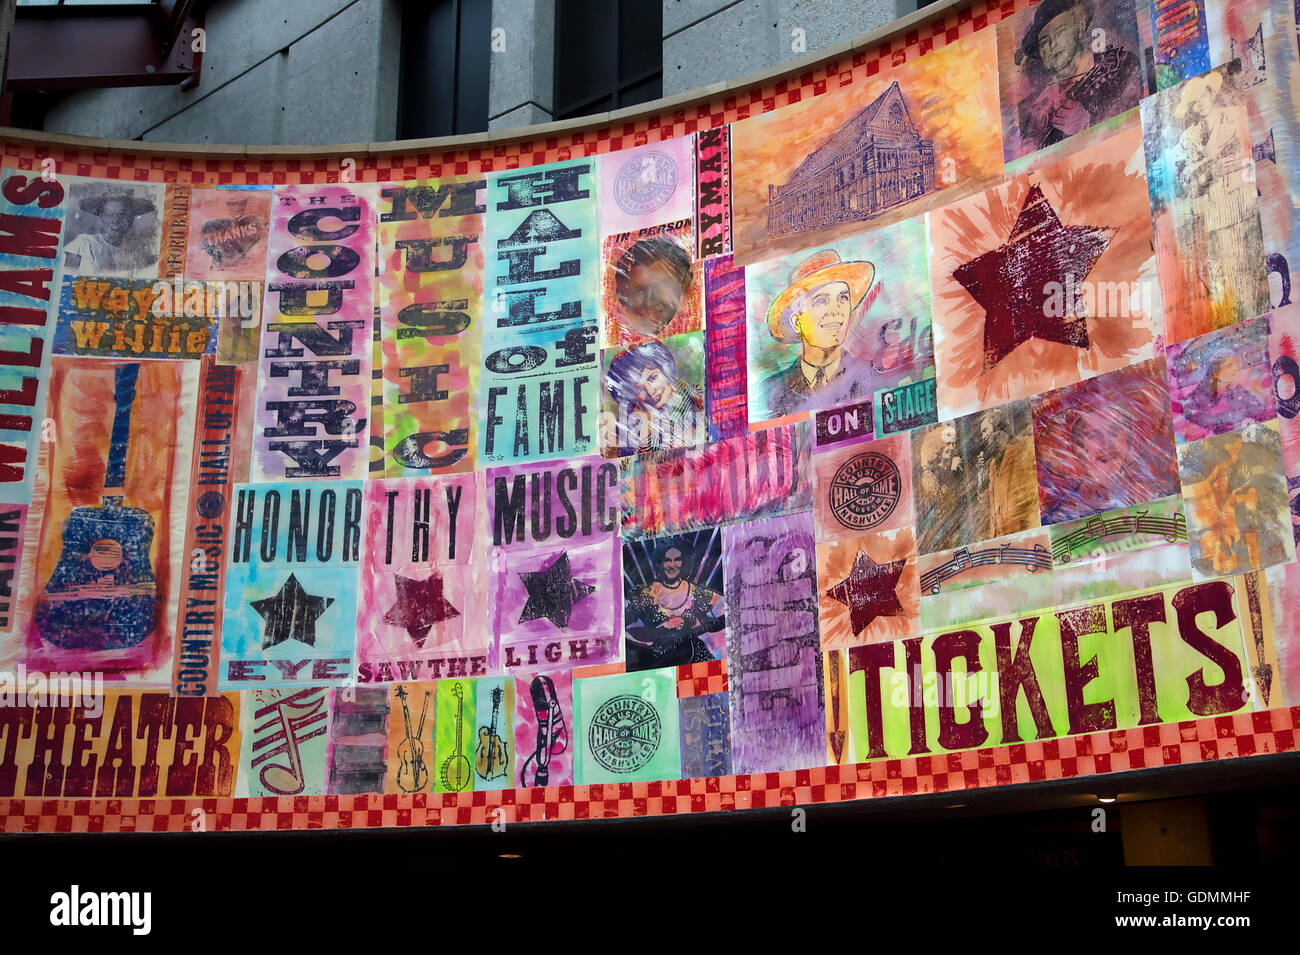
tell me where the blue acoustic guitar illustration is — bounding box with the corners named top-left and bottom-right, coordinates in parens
top-left (34, 363), bottom-right (158, 650)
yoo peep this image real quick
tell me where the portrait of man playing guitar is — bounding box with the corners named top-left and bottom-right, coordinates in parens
top-left (623, 536), bottom-right (726, 671)
top-left (1011, 0), bottom-right (1143, 156)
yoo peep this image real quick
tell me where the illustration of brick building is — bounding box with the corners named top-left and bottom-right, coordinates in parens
top-left (766, 81), bottom-right (936, 237)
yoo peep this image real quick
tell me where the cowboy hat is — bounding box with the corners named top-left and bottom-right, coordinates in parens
top-left (79, 186), bottom-right (156, 218)
top-left (1173, 71), bottom-right (1223, 121)
top-left (1016, 0), bottom-right (1092, 66)
top-left (765, 248), bottom-right (874, 343)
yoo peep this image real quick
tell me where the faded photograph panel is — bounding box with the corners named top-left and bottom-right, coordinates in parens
top-left (600, 220), bottom-right (703, 347)
top-left (911, 399), bottom-right (1041, 554)
top-left (1168, 316), bottom-right (1276, 443)
top-left (61, 178), bottom-right (164, 280)
top-left (1142, 61), bottom-right (1271, 342)
top-left (622, 527), bottom-right (725, 671)
top-left (600, 332), bottom-right (707, 458)
top-left (996, 0), bottom-right (1146, 163)
top-left (1178, 420), bottom-right (1295, 578)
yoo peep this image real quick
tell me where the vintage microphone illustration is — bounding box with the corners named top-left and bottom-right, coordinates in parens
top-left (519, 675), bottom-right (567, 787)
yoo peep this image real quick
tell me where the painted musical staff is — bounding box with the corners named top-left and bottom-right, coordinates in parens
top-left (920, 542), bottom-right (1052, 595)
top-left (1051, 507), bottom-right (1188, 563)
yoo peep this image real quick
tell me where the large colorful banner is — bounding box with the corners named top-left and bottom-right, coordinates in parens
top-left (4, 0), bottom-right (1300, 829)
top-left (377, 178), bottom-right (485, 477)
top-left (253, 185), bottom-right (375, 482)
top-left (219, 480), bottom-right (364, 688)
top-left (480, 161), bottom-right (601, 466)
top-left (845, 580), bottom-right (1260, 761)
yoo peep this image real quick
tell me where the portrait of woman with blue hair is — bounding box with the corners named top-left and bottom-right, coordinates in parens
top-left (603, 339), bottom-right (706, 457)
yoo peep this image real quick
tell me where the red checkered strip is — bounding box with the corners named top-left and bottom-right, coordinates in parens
top-left (676, 658), bottom-right (728, 697)
top-left (4, 707), bottom-right (1295, 833)
top-left (0, 0), bottom-right (1030, 184)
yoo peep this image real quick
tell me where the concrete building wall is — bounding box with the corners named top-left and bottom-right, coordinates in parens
top-left (487, 0), bottom-right (555, 131)
top-left (40, 0), bottom-right (401, 146)
top-left (32, 0), bottom-right (921, 144)
top-left (663, 0), bottom-right (913, 97)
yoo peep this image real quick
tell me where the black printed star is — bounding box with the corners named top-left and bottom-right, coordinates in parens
top-left (251, 573), bottom-right (334, 649)
top-left (518, 552), bottom-right (595, 629)
top-left (825, 551), bottom-right (906, 636)
top-left (385, 571), bottom-right (460, 648)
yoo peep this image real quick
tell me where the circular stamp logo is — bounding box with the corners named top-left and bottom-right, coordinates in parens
top-left (588, 694), bottom-right (661, 774)
top-left (829, 452), bottom-right (901, 530)
top-left (196, 491), bottom-right (226, 520)
top-left (613, 151), bottom-right (677, 216)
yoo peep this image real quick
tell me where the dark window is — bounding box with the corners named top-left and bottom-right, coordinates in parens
top-left (398, 0), bottom-right (490, 138)
top-left (554, 0), bottom-right (662, 121)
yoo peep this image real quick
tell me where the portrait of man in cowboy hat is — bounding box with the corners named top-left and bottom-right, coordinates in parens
top-left (760, 248), bottom-right (875, 418)
top-left (62, 182), bottom-right (161, 278)
top-left (1009, 0), bottom-right (1141, 157)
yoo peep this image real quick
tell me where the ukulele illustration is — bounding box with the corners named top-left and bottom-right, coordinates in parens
top-left (439, 683), bottom-right (472, 792)
top-left (475, 687), bottom-right (509, 781)
top-left (395, 686), bottom-right (431, 793)
top-left (34, 363), bottom-right (158, 650)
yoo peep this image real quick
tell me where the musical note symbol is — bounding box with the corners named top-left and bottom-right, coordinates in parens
top-left (1054, 525), bottom-right (1094, 562)
top-left (250, 689), bottom-right (329, 796)
top-left (1084, 515), bottom-right (1108, 541)
top-left (1031, 543), bottom-right (1052, 571)
top-left (920, 559), bottom-right (954, 594)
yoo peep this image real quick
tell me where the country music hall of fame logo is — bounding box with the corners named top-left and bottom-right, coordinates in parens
top-left (613, 151), bottom-right (677, 216)
top-left (829, 451), bottom-right (901, 530)
top-left (588, 694), bottom-right (661, 773)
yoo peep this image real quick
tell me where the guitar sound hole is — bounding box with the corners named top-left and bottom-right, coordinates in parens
top-left (89, 539), bottom-right (124, 571)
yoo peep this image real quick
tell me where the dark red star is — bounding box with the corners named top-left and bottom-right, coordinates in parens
top-left (385, 572), bottom-right (459, 647)
top-left (826, 551), bottom-right (906, 636)
top-left (953, 184), bottom-right (1113, 369)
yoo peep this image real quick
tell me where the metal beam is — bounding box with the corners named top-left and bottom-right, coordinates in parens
top-left (5, 9), bottom-right (201, 91)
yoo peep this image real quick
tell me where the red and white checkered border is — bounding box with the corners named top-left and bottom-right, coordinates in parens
top-left (4, 706), bottom-right (1293, 833)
